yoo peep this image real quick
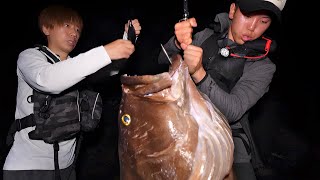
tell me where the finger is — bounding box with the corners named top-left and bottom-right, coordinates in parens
top-left (188, 17), bottom-right (197, 27)
top-left (175, 20), bottom-right (190, 30)
top-left (181, 43), bottom-right (188, 50)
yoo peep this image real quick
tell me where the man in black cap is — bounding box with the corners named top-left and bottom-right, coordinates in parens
top-left (158, 0), bottom-right (287, 179)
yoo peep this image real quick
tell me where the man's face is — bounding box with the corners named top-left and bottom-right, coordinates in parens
top-left (228, 3), bottom-right (272, 45)
top-left (45, 22), bottom-right (81, 56)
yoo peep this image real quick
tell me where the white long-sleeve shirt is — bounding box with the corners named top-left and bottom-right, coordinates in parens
top-left (4, 45), bottom-right (111, 170)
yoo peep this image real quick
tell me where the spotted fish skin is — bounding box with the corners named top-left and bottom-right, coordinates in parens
top-left (118, 54), bottom-right (234, 180)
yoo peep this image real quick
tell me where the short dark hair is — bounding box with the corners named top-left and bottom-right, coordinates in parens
top-left (38, 5), bottom-right (83, 33)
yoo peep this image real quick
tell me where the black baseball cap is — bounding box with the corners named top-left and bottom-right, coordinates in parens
top-left (237, 0), bottom-right (287, 22)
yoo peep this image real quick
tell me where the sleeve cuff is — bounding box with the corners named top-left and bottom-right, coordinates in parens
top-left (195, 72), bottom-right (208, 86)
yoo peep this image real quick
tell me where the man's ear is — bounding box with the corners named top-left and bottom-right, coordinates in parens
top-left (42, 26), bottom-right (50, 36)
top-left (229, 3), bottom-right (236, 19)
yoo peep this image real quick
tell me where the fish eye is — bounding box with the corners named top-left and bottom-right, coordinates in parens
top-left (121, 114), bottom-right (131, 126)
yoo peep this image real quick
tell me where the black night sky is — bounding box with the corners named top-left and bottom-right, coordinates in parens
top-left (1, 0), bottom-right (318, 180)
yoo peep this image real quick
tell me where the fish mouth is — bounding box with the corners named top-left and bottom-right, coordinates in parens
top-left (121, 54), bottom-right (186, 99)
top-left (121, 72), bottom-right (173, 96)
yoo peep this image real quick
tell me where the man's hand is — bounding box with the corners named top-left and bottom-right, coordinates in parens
top-left (183, 44), bottom-right (206, 83)
top-left (174, 17), bottom-right (197, 50)
top-left (125, 19), bottom-right (141, 38)
top-left (104, 39), bottom-right (135, 60)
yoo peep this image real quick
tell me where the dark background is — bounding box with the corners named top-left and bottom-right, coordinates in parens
top-left (1, 0), bottom-right (318, 180)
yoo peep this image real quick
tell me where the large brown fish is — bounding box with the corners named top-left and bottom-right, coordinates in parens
top-left (118, 54), bottom-right (235, 180)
